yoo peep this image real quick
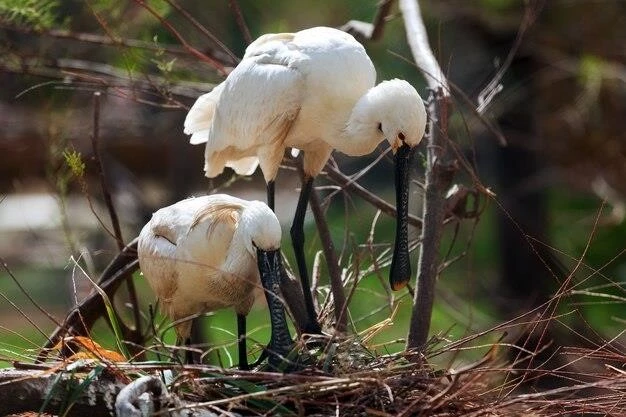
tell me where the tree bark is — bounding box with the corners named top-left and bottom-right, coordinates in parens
top-left (0, 368), bottom-right (122, 417)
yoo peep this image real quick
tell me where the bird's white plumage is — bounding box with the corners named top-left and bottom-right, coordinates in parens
top-left (184, 26), bottom-right (427, 182)
top-left (137, 194), bottom-right (281, 340)
top-left (184, 83), bottom-right (225, 145)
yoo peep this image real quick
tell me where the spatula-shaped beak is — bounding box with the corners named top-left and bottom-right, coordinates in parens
top-left (389, 142), bottom-right (414, 290)
top-left (257, 248), bottom-right (293, 368)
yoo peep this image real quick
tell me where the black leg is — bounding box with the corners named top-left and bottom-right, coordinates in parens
top-left (237, 314), bottom-right (249, 370)
top-left (267, 180), bottom-right (275, 211)
top-left (290, 176), bottom-right (322, 334)
top-left (184, 337), bottom-right (193, 365)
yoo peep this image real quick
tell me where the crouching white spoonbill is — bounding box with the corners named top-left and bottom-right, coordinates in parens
top-left (138, 194), bottom-right (292, 369)
top-left (184, 26), bottom-right (428, 333)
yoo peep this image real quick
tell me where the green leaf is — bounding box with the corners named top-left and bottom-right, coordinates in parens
top-left (0, 0), bottom-right (61, 30)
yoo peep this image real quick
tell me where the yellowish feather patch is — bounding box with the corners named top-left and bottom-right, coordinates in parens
top-left (191, 202), bottom-right (242, 237)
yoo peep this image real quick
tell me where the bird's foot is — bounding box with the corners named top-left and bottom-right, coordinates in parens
top-left (252, 344), bottom-right (304, 373)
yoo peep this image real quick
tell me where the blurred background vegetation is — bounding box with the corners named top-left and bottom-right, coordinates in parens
top-left (0, 0), bottom-right (624, 378)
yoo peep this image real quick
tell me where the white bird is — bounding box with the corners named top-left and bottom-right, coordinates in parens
top-left (137, 194), bottom-right (292, 369)
top-left (184, 27), bottom-right (428, 333)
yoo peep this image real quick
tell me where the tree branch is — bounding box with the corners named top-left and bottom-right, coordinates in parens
top-left (90, 91), bottom-right (143, 353)
top-left (399, 0), bottom-right (457, 352)
top-left (0, 368), bottom-right (122, 417)
top-left (228, 0), bottom-right (253, 45)
top-left (341, 0), bottom-right (395, 41)
top-left (324, 163), bottom-right (423, 229)
top-left (132, 0), bottom-right (227, 76)
top-left (165, 0), bottom-right (240, 64)
top-left (308, 183), bottom-right (348, 334)
top-left (39, 239), bottom-right (140, 360)
top-left (398, 0), bottom-right (449, 94)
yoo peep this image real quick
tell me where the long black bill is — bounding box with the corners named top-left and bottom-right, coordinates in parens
top-left (389, 143), bottom-right (414, 290)
top-left (257, 248), bottom-right (292, 368)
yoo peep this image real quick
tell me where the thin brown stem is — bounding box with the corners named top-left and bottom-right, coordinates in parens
top-left (165, 0), bottom-right (239, 64)
top-left (132, 0), bottom-right (227, 76)
top-left (228, 0), bottom-right (253, 45)
top-left (39, 240), bottom-right (140, 360)
top-left (308, 181), bottom-right (348, 334)
top-left (91, 92), bottom-right (124, 251)
top-left (371, 0), bottom-right (396, 40)
top-left (90, 92), bottom-right (142, 347)
top-left (324, 163), bottom-right (423, 229)
top-left (1, 259), bottom-right (62, 329)
top-left (340, 0), bottom-right (396, 41)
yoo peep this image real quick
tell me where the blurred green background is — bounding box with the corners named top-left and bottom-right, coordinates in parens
top-left (0, 0), bottom-right (624, 369)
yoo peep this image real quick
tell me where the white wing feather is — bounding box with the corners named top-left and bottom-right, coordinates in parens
top-left (184, 83), bottom-right (225, 145)
top-left (199, 35), bottom-right (304, 179)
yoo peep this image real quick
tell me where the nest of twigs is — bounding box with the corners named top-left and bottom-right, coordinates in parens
top-left (137, 334), bottom-right (625, 417)
top-left (4, 317), bottom-right (625, 416)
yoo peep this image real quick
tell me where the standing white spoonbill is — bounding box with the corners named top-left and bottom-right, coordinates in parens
top-left (184, 26), bottom-right (428, 334)
top-left (138, 194), bottom-right (292, 369)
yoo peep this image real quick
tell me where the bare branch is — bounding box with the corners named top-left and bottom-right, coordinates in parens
top-left (308, 183), bottom-right (348, 333)
top-left (165, 0), bottom-right (240, 64)
top-left (406, 89), bottom-right (456, 351)
top-left (341, 0), bottom-right (395, 41)
top-left (39, 239), bottom-right (140, 360)
top-left (89, 92), bottom-right (142, 349)
top-left (228, 0), bottom-right (253, 45)
top-left (324, 163), bottom-right (423, 229)
top-left (477, 2), bottom-right (539, 113)
top-left (91, 92), bottom-right (124, 251)
top-left (132, 0), bottom-right (228, 76)
top-left (398, 0), bottom-right (449, 94)
top-left (1, 259), bottom-right (62, 329)
top-left (0, 23), bottom-right (191, 57)
top-left (399, 0), bottom-right (456, 352)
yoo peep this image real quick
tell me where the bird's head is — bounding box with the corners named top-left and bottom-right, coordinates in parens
top-left (368, 80), bottom-right (427, 291)
top-left (242, 201), bottom-right (282, 256)
top-left (374, 79), bottom-right (427, 153)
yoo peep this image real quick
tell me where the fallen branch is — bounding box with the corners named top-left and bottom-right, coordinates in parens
top-left (0, 368), bottom-right (122, 417)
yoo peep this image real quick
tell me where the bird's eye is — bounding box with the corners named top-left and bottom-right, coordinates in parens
top-left (398, 132), bottom-right (406, 141)
top-left (377, 123), bottom-right (383, 132)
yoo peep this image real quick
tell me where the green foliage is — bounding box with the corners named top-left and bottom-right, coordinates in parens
top-left (62, 149), bottom-right (85, 181)
top-left (0, 0), bottom-right (60, 29)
